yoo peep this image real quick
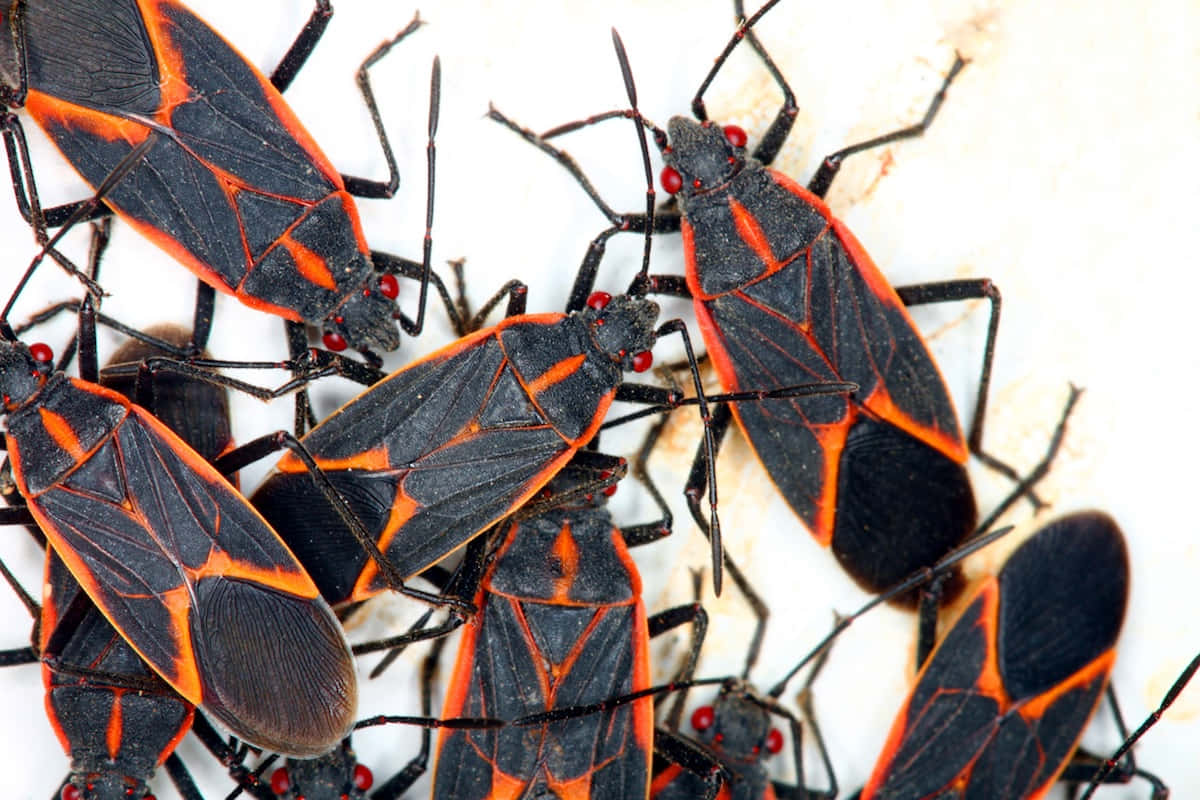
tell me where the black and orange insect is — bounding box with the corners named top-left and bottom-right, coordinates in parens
top-left (0, 222), bottom-right (269, 799)
top-left (854, 512), bottom-right (1166, 799)
top-left (0, 0), bottom-right (438, 357)
top-left (415, 457), bottom-right (720, 800)
top-left (488, 0), bottom-right (1075, 608)
top-left (0, 283), bottom-right (358, 757)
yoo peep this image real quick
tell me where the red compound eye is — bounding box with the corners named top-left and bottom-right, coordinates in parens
top-left (630, 351), bottom-right (653, 373)
top-left (61, 786), bottom-right (81, 800)
top-left (322, 331), bottom-right (348, 352)
top-left (144, 795), bottom-right (157, 800)
top-left (723, 124), bottom-right (748, 148)
top-left (29, 342), bottom-right (53, 363)
top-left (586, 291), bottom-right (612, 311)
top-left (377, 273), bottom-right (400, 299)
top-left (691, 705), bottom-right (715, 732)
top-left (766, 727), bottom-right (784, 754)
top-left (352, 764), bottom-right (373, 791)
top-left (603, 483), bottom-right (618, 497)
top-left (270, 766), bottom-right (292, 795)
top-left (660, 166), bottom-right (683, 194)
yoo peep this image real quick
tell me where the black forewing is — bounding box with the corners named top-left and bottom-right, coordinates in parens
top-left (22, 0), bottom-right (161, 115)
top-left (867, 593), bottom-right (1000, 799)
top-left (43, 551), bottom-right (192, 782)
top-left (704, 288), bottom-right (847, 530)
top-left (542, 602), bottom-right (646, 791)
top-left (157, 2), bottom-right (336, 201)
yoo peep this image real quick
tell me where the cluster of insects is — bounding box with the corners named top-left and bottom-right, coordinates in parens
top-left (0, 0), bottom-right (1192, 798)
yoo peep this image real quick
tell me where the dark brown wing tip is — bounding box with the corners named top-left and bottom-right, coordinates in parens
top-left (193, 577), bottom-right (357, 756)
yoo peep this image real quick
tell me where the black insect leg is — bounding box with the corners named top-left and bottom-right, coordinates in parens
top-left (766, 524), bottom-right (1012, 699)
top-left (191, 714), bottom-right (276, 800)
top-left (1077, 670), bottom-right (1192, 800)
top-left (615, 319), bottom-right (726, 595)
top-left (338, 14), bottom-right (424, 199)
top-left (806, 55), bottom-right (966, 200)
top-left (975, 384), bottom-right (1083, 535)
top-left (658, 570), bottom-right (710, 733)
top-left (366, 633), bottom-right (449, 800)
top-left (691, 0), bottom-right (797, 167)
top-left (651, 601), bottom-right (710, 731)
top-left (486, 105), bottom-right (682, 312)
top-left (893, 279), bottom-right (1022, 487)
top-left (779, 640), bottom-right (839, 800)
top-left (632, 403), bottom-right (771, 674)
top-left (0, 506), bottom-right (35, 532)
top-left (267, 0), bottom-right (334, 92)
top-left (284, 320), bottom-right (318, 435)
top-left (1, 113), bottom-right (109, 231)
top-left (444, 258), bottom-right (528, 336)
top-left (162, 753), bottom-right (208, 800)
top-left (351, 537), bottom-right (492, 666)
top-left (653, 732), bottom-right (728, 800)
top-left (367, 56), bottom-right (439, 338)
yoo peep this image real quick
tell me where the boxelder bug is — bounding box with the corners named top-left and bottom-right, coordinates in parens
top-left (0, 279), bottom-right (492, 796)
top-left (853, 512), bottom-right (1167, 799)
top-left (0, 228), bottom-right (256, 800)
top-left (488, 1), bottom-right (1077, 606)
top-left (0, 281), bottom-right (359, 756)
top-left (0, 0), bottom-right (440, 358)
top-left (413, 456), bottom-right (721, 800)
top-left (0, 547), bottom-right (204, 800)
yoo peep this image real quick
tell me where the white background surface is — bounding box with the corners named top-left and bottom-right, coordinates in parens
top-left (0, 0), bottom-right (1196, 797)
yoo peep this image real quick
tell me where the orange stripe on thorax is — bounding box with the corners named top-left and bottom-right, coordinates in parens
top-left (729, 197), bottom-right (783, 273)
top-left (106, 693), bottom-right (124, 759)
top-left (280, 232), bottom-right (338, 291)
top-left (550, 522), bottom-right (580, 604)
top-left (37, 408), bottom-right (87, 462)
top-left (526, 353), bottom-right (587, 397)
